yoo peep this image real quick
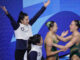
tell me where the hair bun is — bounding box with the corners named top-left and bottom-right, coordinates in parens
top-left (46, 22), bottom-right (51, 27)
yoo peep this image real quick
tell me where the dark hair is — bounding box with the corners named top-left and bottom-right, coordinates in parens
top-left (28, 34), bottom-right (41, 54)
top-left (74, 20), bottom-right (80, 30)
top-left (17, 11), bottom-right (28, 24)
top-left (46, 21), bottom-right (55, 30)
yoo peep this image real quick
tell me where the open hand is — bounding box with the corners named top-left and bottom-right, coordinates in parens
top-left (0, 6), bottom-right (7, 12)
top-left (0, 6), bottom-right (8, 14)
top-left (44, 0), bottom-right (50, 7)
top-left (61, 30), bottom-right (69, 37)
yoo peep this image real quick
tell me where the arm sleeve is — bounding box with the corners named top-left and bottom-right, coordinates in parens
top-left (29, 51), bottom-right (37, 60)
top-left (29, 6), bottom-right (46, 25)
top-left (6, 13), bottom-right (20, 30)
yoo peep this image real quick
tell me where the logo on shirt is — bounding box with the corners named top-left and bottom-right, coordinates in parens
top-left (21, 27), bottom-right (29, 32)
top-left (38, 52), bottom-right (41, 56)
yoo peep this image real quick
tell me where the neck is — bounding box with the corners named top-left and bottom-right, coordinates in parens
top-left (21, 23), bottom-right (29, 25)
top-left (73, 30), bottom-right (78, 35)
top-left (49, 30), bottom-right (55, 35)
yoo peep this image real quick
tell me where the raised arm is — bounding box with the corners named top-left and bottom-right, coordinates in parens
top-left (0, 6), bottom-right (19, 30)
top-left (57, 35), bottom-right (72, 42)
top-left (57, 30), bottom-right (72, 42)
top-left (29, 0), bottom-right (50, 25)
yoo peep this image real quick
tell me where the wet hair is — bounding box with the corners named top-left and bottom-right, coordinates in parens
top-left (74, 20), bottom-right (80, 30)
top-left (46, 21), bottom-right (55, 30)
top-left (17, 11), bottom-right (28, 24)
top-left (28, 34), bottom-right (41, 54)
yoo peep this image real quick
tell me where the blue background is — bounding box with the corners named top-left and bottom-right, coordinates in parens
top-left (0, 0), bottom-right (80, 60)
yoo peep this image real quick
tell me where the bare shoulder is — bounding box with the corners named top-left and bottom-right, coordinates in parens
top-left (72, 32), bottom-right (80, 42)
top-left (73, 32), bottom-right (80, 37)
top-left (44, 32), bottom-right (50, 43)
top-left (45, 32), bottom-right (51, 39)
top-left (45, 32), bottom-right (52, 43)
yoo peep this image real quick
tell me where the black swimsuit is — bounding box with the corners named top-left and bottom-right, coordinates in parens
top-left (70, 43), bottom-right (80, 59)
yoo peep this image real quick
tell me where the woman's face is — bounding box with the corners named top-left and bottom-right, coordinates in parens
top-left (52, 23), bottom-right (58, 33)
top-left (70, 21), bottom-right (78, 32)
top-left (21, 16), bottom-right (29, 25)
